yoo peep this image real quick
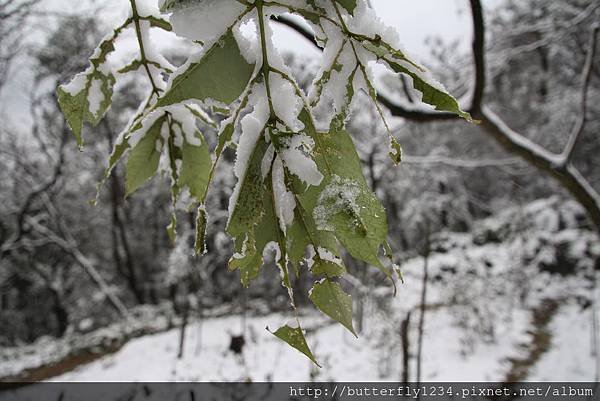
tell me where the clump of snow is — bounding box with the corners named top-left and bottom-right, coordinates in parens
top-left (234, 11), bottom-right (261, 65)
top-left (272, 156), bottom-right (296, 234)
top-left (169, 0), bottom-right (246, 43)
top-left (262, 241), bottom-right (282, 264)
top-left (316, 246), bottom-right (343, 266)
top-left (87, 78), bottom-right (105, 117)
top-left (280, 134), bottom-right (323, 187)
top-left (134, 0), bottom-right (161, 18)
top-left (260, 144), bottom-right (275, 180)
top-left (313, 175), bottom-right (361, 231)
top-left (228, 84), bottom-right (270, 224)
top-left (61, 72), bottom-right (89, 96)
top-left (270, 73), bottom-right (304, 132)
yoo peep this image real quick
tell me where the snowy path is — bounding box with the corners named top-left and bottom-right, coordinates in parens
top-left (49, 307), bottom-right (536, 382)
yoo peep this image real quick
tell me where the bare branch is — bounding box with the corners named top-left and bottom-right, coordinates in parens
top-left (24, 216), bottom-right (130, 319)
top-left (469, 0), bottom-right (485, 113)
top-left (561, 24), bottom-right (599, 164)
top-left (376, 94), bottom-right (459, 122)
top-left (270, 15), bottom-right (321, 49)
top-left (480, 106), bottom-right (600, 230)
top-left (402, 155), bottom-right (521, 169)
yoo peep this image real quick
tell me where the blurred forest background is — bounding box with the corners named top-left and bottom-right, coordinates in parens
top-left (0, 0), bottom-right (599, 382)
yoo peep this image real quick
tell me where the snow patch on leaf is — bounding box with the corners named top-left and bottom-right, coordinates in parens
top-left (313, 175), bottom-right (362, 232)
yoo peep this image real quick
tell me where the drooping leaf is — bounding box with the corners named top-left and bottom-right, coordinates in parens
top-left (363, 41), bottom-right (471, 121)
top-left (56, 80), bottom-right (88, 146)
top-left (179, 133), bottom-right (211, 200)
top-left (310, 279), bottom-right (356, 336)
top-left (270, 325), bottom-right (320, 366)
top-left (289, 110), bottom-right (391, 276)
top-left (227, 130), bottom-right (280, 286)
top-left (125, 115), bottom-right (166, 196)
top-left (57, 71), bottom-right (115, 147)
top-left (389, 136), bottom-right (402, 165)
top-left (56, 19), bottom-right (130, 146)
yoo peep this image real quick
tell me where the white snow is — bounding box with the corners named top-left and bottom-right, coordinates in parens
top-left (2, 199), bottom-right (597, 383)
top-left (313, 175), bottom-right (361, 231)
top-left (316, 246), bottom-right (344, 266)
top-left (271, 156), bottom-right (296, 234)
top-left (134, 0), bottom-right (161, 18)
top-left (270, 73), bottom-right (304, 132)
top-left (280, 134), bottom-right (323, 187)
top-left (61, 72), bottom-right (88, 96)
top-left (169, 0), bottom-right (246, 44)
top-left (87, 78), bottom-right (105, 117)
top-left (528, 301), bottom-right (597, 381)
top-left (228, 84), bottom-right (270, 224)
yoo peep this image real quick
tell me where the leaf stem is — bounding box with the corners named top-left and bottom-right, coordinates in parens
top-left (256, 0), bottom-right (276, 118)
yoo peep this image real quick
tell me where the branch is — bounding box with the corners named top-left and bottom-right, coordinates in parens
top-left (376, 94), bottom-right (459, 122)
top-left (25, 215), bottom-right (130, 319)
top-left (270, 14), bottom-right (321, 49)
top-left (469, 0), bottom-right (485, 113)
top-left (561, 24), bottom-right (599, 164)
top-left (480, 106), bottom-right (600, 230)
top-left (271, 15), bottom-right (460, 122)
top-left (402, 155), bottom-right (521, 169)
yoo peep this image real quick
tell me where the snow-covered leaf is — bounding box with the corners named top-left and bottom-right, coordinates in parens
top-left (364, 41), bottom-right (471, 121)
top-left (158, 31), bottom-right (255, 107)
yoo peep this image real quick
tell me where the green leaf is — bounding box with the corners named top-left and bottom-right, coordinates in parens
top-left (227, 131), bottom-right (280, 286)
top-left (57, 71), bottom-right (115, 147)
top-left (57, 81), bottom-right (88, 147)
top-left (310, 279), bottom-right (356, 336)
top-left (118, 59), bottom-right (143, 74)
top-left (144, 15), bottom-right (172, 31)
top-left (275, 112), bottom-right (347, 278)
top-left (157, 31), bottom-right (255, 107)
top-left (290, 111), bottom-right (390, 276)
top-left (270, 325), bottom-right (320, 366)
top-left (179, 133), bottom-right (211, 201)
top-left (57, 20), bottom-right (129, 147)
top-left (334, 0), bottom-right (357, 14)
top-left (158, 0), bottom-right (176, 12)
top-left (363, 41), bottom-right (471, 121)
top-left (125, 115), bottom-right (166, 195)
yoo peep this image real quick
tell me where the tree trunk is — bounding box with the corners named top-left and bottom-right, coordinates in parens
top-left (400, 311), bottom-right (412, 383)
top-left (416, 234), bottom-right (430, 384)
top-left (50, 288), bottom-right (68, 337)
top-left (110, 174), bottom-right (144, 304)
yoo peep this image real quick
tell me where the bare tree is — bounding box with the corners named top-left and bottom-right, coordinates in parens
top-left (0, 0), bottom-right (39, 92)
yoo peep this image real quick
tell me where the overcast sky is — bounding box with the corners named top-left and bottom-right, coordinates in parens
top-left (1, 0), bottom-right (503, 126)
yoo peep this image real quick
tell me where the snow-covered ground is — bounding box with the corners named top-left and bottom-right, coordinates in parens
top-left (51, 308), bottom-right (528, 382)
top-left (3, 197), bottom-right (597, 382)
top-left (50, 293), bottom-right (595, 382)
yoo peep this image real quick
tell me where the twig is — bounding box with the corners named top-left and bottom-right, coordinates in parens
top-left (561, 24), bottom-right (599, 164)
